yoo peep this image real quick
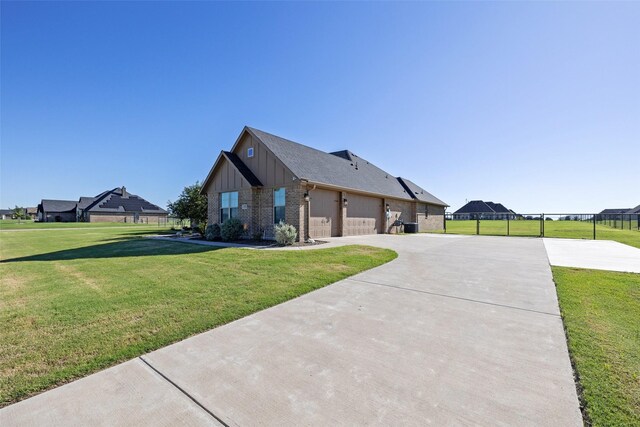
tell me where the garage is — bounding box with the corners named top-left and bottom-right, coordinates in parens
top-left (309, 188), bottom-right (340, 238)
top-left (344, 193), bottom-right (383, 236)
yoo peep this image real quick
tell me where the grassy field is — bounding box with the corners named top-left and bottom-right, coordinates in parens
top-left (554, 267), bottom-right (640, 426)
top-left (432, 220), bottom-right (640, 249)
top-left (0, 220), bottom-right (183, 230)
top-left (0, 227), bottom-right (396, 406)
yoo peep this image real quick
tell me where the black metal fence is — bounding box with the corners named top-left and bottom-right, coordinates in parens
top-left (443, 213), bottom-right (639, 239)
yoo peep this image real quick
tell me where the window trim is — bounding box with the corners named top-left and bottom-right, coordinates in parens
top-left (247, 147), bottom-right (254, 158)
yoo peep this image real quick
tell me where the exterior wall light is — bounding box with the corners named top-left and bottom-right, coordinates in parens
top-left (303, 192), bottom-right (310, 202)
top-left (343, 198), bottom-right (348, 207)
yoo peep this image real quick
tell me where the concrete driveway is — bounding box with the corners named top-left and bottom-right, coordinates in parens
top-left (1, 234), bottom-right (582, 426)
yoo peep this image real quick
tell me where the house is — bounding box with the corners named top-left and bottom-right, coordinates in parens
top-left (37, 187), bottom-right (167, 223)
top-left (201, 127), bottom-right (448, 241)
top-left (625, 205), bottom-right (640, 215)
top-left (0, 209), bottom-right (15, 220)
top-left (453, 200), bottom-right (516, 220)
top-left (37, 200), bottom-right (78, 222)
top-left (596, 208), bottom-right (632, 221)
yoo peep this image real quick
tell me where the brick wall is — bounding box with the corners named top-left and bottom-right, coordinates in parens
top-left (88, 213), bottom-right (167, 224)
top-left (422, 204), bottom-right (445, 231)
top-left (385, 199), bottom-right (415, 234)
top-left (208, 183), bottom-right (305, 241)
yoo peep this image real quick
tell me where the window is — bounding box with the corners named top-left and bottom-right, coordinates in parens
top-left (220, 191), bottom-right (238, 222)
top-left (274, 188), bottom-right (285, 224)
top-left (247, 147), bottom-right (254, 158)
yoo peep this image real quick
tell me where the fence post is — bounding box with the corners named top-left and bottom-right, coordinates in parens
top-left (507, 215), bottom-right (510, 236)
top-left (541, 214), bottom-right (544, 237)
top-left (593, 214), bottom-right (596, 240)
top-left (476, 218), bottom-right (480, 235)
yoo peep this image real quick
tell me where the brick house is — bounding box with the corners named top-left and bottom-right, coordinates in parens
top-left (37, 187), bottom-right (167, 223)
top-left (452, 200), bottom-right (516, 220)
top-left (201, 127), bottom-right (448, 241)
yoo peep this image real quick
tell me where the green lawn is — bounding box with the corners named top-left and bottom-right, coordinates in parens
top-left (432, 220), bottom-right (640, 249)
top-left (0, 220), bottom-right (181, 230)
top-left (554, 267), bottom-right (640, 426)
top-left (0, 227), bottom-right (396, 406)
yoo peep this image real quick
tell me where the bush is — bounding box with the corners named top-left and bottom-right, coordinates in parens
top-left (205, 224), bottom-right (221, 241)
top-left (221, 218), bottom-right (244, 241)
top-left (274, 221), bottom-right (297, 245)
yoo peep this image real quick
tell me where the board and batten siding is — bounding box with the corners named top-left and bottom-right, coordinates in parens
top-left (209, 158), bottom-right (251, 193)
top-left (234, 133), bottom-right (296, 188)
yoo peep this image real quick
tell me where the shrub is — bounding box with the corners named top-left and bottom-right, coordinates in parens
top-left (205, 224), bottom-right (221, 241)
top-left (274, 221), bottom-right (297, 245)
top-left (221, 218), bottom-right (244, 241)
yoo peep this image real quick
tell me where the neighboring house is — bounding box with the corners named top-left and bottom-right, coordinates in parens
top-left (596, 208), bottom-right (632, 221)
top-left (201, 126), bottom-right (448, 241)
top-left (37, 200), bottom-right (78, 222)
top-left (625, 205), bottom-right (640, 215)
top-left (0, 209), bottom-right (15, 220)
top-left (453, 200), bottom-right (516, 220)
top-left (37, 187), bottom-right (167, 223)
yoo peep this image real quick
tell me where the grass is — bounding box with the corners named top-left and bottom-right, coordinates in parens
top-left (430, 220), bottom-right (640, 249)
top-left (0, 226), bottom-right (396, 406)
top-left (554, 267), bottom-right (640, 426)
top-left (0, 220), bottom-right (182, 230)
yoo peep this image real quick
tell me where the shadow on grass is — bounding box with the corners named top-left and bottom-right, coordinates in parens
top-left (1, 237), bottom-right (222, 263)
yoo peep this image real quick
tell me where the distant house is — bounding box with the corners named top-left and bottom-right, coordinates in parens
top-left (453, 200), bottom-right (516, 220)
top-left (595, 208), bottom-right (632, 221)
top-left (0, 209), bottom-right (15, 220)
top-left (201, 126), bottom-right (447, 240)
top-left (37, 200), bottom-right (78, 222)
top-left (37, 187), bottom-right (167, 223)
top-left (625, 205), bottom-right (640, 215)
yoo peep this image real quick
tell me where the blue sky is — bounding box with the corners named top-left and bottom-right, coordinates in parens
top-left (2, 1), bottom-right (638, 213)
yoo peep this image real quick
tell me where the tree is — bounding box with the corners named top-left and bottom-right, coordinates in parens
top-left (13, 206), bottom-right (27, 220)
top-left (167, 182), bottom-right (208, 229)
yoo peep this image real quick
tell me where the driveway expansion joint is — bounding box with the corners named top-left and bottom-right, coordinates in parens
top-left (138, 356), bottom-right (230, 427)
top-left (346, 277), bottom-right (561, 317)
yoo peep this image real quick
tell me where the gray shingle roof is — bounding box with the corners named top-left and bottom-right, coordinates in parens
top-left (397, 178), bottom-right (448, 206)
top-left (77, 197), bottom-right (96, 209)
top-left (223, 151), bottom-right (263, 187)
top-left (599, 208), bottom-right (631, 214)
top-left (85, 187), bottom-right (166, 214)
top-left (40, 199), bottom-right (78, 213)
top-left (247, 127), bottom-right (446, 205)
top-left (626, 205), bottom-right (640, 214)
top-left (454, 200), bottom-right (495, 214)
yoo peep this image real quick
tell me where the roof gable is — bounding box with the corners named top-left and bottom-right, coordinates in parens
top-left (222, 152), bottom-right (263, 187)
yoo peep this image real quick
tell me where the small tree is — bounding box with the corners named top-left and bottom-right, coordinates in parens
top-left (167, 182), bottom-right (208, 230)
top-left (13, 206), bottom-right (27, 220)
